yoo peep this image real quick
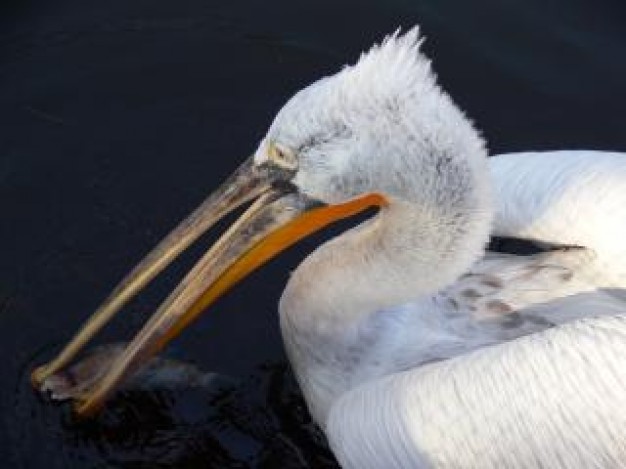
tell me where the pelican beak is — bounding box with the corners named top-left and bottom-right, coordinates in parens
top-left (31, 155), bottom-right (386, 417)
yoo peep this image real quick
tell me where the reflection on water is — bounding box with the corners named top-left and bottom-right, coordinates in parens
top-left (19, 348), bottom-right (338, 468)
top-left (68, 367), bottom-right (336, 468)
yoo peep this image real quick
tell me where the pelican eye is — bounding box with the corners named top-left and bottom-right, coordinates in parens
top-left (267, 141), bottom-right (298, 172)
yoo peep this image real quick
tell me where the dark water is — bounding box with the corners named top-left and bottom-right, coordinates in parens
top-left (1, 0), bottom-right (625, 467)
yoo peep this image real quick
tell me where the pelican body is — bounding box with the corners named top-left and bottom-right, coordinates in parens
top-left (33, 28), bottom-right (626, 467)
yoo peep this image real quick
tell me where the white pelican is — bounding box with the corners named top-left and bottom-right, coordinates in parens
top-left (33, 28), bottom-right (626, 467)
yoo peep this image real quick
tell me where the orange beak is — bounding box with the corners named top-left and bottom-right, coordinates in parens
top-left (31, 155), bottom-right (387, 417)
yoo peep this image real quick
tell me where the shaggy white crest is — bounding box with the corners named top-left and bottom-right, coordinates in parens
top-left (337, 27), bottom-right (433, 103)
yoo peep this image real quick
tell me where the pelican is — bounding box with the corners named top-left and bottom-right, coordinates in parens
top-left (32, 28), bottom-right (626, 467)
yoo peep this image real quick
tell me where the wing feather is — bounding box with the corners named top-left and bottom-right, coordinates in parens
top-left (327, 314), bottom-right (626, 469)
top-left (489, 151), bottom-right (626, 287)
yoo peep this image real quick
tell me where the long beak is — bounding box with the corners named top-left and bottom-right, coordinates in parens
top-left (31, 156), bottom-right (386, 417)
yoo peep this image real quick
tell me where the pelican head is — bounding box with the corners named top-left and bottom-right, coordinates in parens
top-left (259, 28), bottom-right (488, 207)
top-left (32, 28), bottom-right (492, 418)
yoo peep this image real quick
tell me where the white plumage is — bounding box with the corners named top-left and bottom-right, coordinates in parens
top-left (327, 314), bottom-right (626, 468)
top-left (491, 151), bottom-right (626, 287)
top-left (258, 29), bottom-right (626, 467)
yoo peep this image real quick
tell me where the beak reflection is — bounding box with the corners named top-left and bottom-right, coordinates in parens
top-left (31, 155), bottom-right (386, 417)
